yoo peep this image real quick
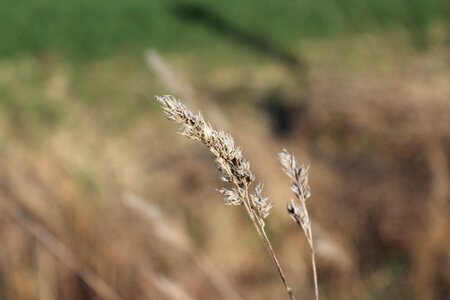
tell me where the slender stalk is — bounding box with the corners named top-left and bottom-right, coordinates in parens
top-left (308, 227), bottom-right (319, 300)
top-left (259, 225), bottom-right (295, 300)
top-left (242, 189), bottom-right (295, 300)
top-left (291, 217), bottom-right (318, 300)
top-left (279, 149), bottom-right (319, 300)
top-left (2, 199), bottom-right (123, 300)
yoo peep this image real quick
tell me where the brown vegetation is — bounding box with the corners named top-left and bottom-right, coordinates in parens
top-left (0, 43), bottom-right (449, 299)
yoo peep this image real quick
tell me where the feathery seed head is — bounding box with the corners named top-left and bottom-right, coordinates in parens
top-left (218, 188), bottom-right (244, 206)
top-left (279, 149), bottom-right (311, 201)
top-left (156, 95), bottom-right (267, 217)
top-left (287, 200), bottom-right (309, 228)
top-left (279, 149), bottom-right (312, 234)
top-left (250, 183), bottom-right (272, 221)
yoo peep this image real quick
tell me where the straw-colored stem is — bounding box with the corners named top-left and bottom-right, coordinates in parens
top-left (308, 227), bottom-right (319, 300)
top-left (259, 224), bottom-right (295, 300)
top-left (242, 189), bottom-right (295, 300)
top-left (291, 214), bottom-right (318, 300)
top-left (294, 188), bottom-right (319, 299)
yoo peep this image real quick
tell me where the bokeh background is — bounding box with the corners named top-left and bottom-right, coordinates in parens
top-left (0, 1), bottom-right (449, 299)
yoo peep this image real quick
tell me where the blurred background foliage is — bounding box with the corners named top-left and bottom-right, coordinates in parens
top-left (0, 1), bottom-right (449, 300)
top-left (0, 0), bottom-right (448, 60)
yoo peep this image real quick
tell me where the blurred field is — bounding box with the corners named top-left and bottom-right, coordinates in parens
top-left (0, 1), bottom-right (449, 300)
top-left (0, 0), bottom-right (448, 60)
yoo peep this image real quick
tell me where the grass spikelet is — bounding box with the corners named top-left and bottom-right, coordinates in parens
top-left (279, 149), bottom-right (319, 300)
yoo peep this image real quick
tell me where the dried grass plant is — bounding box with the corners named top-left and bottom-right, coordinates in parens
top-left (279, 150), bottom-right (319, 300)
top-left (155, 95), bottom-right (296, 299)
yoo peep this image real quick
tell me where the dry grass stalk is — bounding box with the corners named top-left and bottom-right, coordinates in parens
top-left (139, 267), bottom-right (196, 300)
top-left (146, 50), bottom-right (195, 102)
top-left (146, 49), bottom-right (230, 129)
top-left (122, 192), bottom-right (242, 300)
top-left (36, 242), bottom-right (57, 300)
top-left (279, 149), bottom-right (319, 300)
top-left (155, 95), bottom-right (295, 300)
top-left (414, 138), bottom-right (450, 299)
top-left (0, 198), bottom-right (123, 300)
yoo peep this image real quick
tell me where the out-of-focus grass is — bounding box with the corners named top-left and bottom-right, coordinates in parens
top-left (0, 56), bottom-right (161, 137)
top-left (0, 0), bottom-right (447, 61)
top-left (0, 63), bottom-right (63, 137)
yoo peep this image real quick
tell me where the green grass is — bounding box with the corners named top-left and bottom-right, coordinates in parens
top-left (0, 0), bottom-right (447, 135)
top-left (0, 0), bottom-right (447, 61)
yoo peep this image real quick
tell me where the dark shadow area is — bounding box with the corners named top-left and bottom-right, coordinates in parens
top-left (172, 3), bottom-right (308, 74)
top-left (259, 91), bottom-right (298, 138)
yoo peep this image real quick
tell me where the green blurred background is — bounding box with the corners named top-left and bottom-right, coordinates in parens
top-left (0, 0), bottom-right (447, 59)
